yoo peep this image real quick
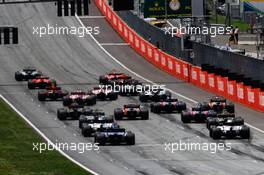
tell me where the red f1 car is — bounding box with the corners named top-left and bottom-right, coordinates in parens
top-left (63, 90), bottom-right (96, 106)
top-left (38, 86), bottom-right (68, 101)
top-left (28, 76), bottom-right (56, 89)
top-left (99, 72), bottom-right (131, 84)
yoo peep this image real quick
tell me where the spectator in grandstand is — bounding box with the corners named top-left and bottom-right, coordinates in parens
top-left (234, 26), bottom-right (239, 45)
top-left (229, 26), bottom-right (235, 45)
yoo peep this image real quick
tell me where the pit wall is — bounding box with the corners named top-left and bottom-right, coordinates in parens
top-left (95, 0), bottom-right (264, 112)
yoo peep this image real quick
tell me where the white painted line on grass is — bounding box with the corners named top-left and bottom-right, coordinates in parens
top-left (0, 95), bottom-right (99, 175)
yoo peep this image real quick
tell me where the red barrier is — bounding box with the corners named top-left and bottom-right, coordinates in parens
top-left (227, 80), bottom-right (237, 101)
top-left (207, 73), bottom-right (216, 93)
top-left (245, 87), bottom-right (259, 110)
top-left (182, 62), bottom-right (190, 82)
top-left (236, 83), bottom-right (246, 104)
top-left (190, 66), bottom-right (200, 86)
top-left (216, 76), bottom-right (228, 97)
top-left (259, 91), bottom-right (264, 111)
top-left (199, 71), bottom-right (208, 89)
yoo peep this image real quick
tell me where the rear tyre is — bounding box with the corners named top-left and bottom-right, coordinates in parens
top-left (139, 94), bottom-right (147, 102)
top-left (126, 132), bottom-right (135, 145)
top-left (63, 96), bottom-right (71, 106)
top-left (15, 72), bottom-right (23, 81)
top-left (141, 108), bottom-right (149, 120)
top-left (94, 133), bottom-right (106, 146)
top-left (28, 81), bottom-right (35, 89)
top-left (57, 108), bottom-right (67, 120)
top-left (99, 76), bottom-right (107, 84)
top-left (226, 103), bottom-right (235, 113)
top-left (79, 115), bottom-right (87, 128)
top-left (114, 108), bottom-right (123, 120)
top-left (82, 125), bottom-right (93, 137)
top-left (181, 111), bottom-right (191, 123)
top-left (240, 126), bottom-right (250, 139)
top-left (212, 128), bottom-right (221, 140)
top-left (108, 92), bottom-right (118, 100)
top-left (38, 90), bottom-right (46, 101)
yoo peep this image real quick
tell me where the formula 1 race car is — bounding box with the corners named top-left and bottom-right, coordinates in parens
top-left (57, 104), bottom-right (93, 120)
top-left (202, 96), bottom-right (235, 113)
top-left (150, 98), bottom-right (186, 113)
top-left (89, 87), bottom-right (118, 101)
top-left (28, 76), bottom-right (56, 89)
top-left (37, 86), bottom-right (68, 101)
top-left (112, 79), bottom-right (143, 96)
top-left (99, 72), bottom-right (131, 84)
top-left (139, 88), bottom-right (171, 102)
top-left (15, 67), bottom-right (42, 81)
top-left (210, 123), bottom-right (250, 139)
top-left (206, 110), bottom-right (236, 129)
top-left (181, 103), bottom-right (217, 123)
top-left (62, 90), bottom-right (96, 106)
top-left (79, 109), bottom-right (107, 128)
top-left (94, 126), bottom-right (135, 145)
top-left (114, 104), bottom-right (149, 120)
top-left (81, 116), bottom-right (116, 137)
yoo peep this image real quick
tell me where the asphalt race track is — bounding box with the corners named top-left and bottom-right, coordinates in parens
top-left (1, 1), bottom-right (264, 175)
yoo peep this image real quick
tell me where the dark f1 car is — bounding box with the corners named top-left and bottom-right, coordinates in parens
top-left (15, 67), bottom-right (42, 81)
top-left (94, 126), bottom-right (135, 145)
top-left (89, 87), bottom-right (118, 101)
top-left (109, 79), bottom-right (142, 96)
top-left (28, 76), bottom-right (56, 89)
top-left (62, 90), bottom-right (96, 106)
top-left (38, 86), bottom-right (68, 101)
top-left (181, 103), bottom-right (217, 123)
top-left (202, 96), bottom-right (235, 113)
top-left (150, 98), bottom-right (186, 113)
top-left (99, 72), bottom-right (131, 84)
top-left (210, 123), bottom-right (250, 140)
top-left (139, 88), bottom-right (171, 102)
top-left (57, 104), bottom-right (92, 120)
top-left (206, 110), bottom-right (237, 129)
top-left (114, 104), bottom-right (149, 120)
top-left (79, 109), bottom-right (107, 128)
top-left (81, 116), bottom-right (116, 137)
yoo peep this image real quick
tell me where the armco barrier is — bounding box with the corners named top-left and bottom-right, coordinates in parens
top-left (94, 0), bottom-right (264, 112)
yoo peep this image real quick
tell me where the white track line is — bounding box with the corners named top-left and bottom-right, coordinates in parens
top-left (100, 43), bottom-right (130, 46)
top-left (0, 95), bottom-right (99, 175)
top-left (75, 14), bottom-right (264, 134)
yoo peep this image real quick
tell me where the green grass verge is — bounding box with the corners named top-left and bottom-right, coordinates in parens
top-left (0, 99), bottom-right (92, 175)
top-left (209, 15), bottom-right (250, 32)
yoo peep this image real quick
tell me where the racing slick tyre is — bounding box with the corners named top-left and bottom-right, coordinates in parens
top-left (225, 103), bottom-right (235, 113)
top-left (99, 76), bottom-right (108, 84)
top-left (94, 133), bottom-right (106, 146)
top-left (207, 110), bottom-right (217, 118)
top-left (181, 111), bottom-right (191, 123)
top-left (86, 95), bottom-right (97, 106)
top-left (15, 72), bottom-right (23, 81)
top-left (212, 128), bottom-right (222, 140)
top-left (114, 108), bottom-right (123, 120)
top-left (207, 117), bottom-right (217, 129)
top-left (27, 80), bottom-right (35, 89)
top-left (201, 102), bottom-right (210, 111)
top-left (108, 92), bottom-right (118, 100)
top-left (57, 108), bottom-right (67, 120)
top-left (177, 102), bottom-right (187, 112)
top-left (82, 125), bottom-right (93, 137)
top-left (38, 90), bottom-right (46, 101)
top-left (126, 132), bottom-right (135, 145)
top-left (140, 108), bottom-right (149, 120)
top-left (152, 104), bottom-right (161, 114)
top-left (139, 94), bottom-right (147, 102)
top-left (209, 126), bottom-right (216, 137)
top-left (240, 125), bottom-right (250, 139)
top-left (63, 96), bottom-right (72, 106)
top-left (79, 115), bottom-right (87, 128)
top-left (234, 117), bottom-right (244, 125)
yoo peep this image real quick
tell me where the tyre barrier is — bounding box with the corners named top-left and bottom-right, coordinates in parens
top-left (94, 0), bottom-right (264, 112)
